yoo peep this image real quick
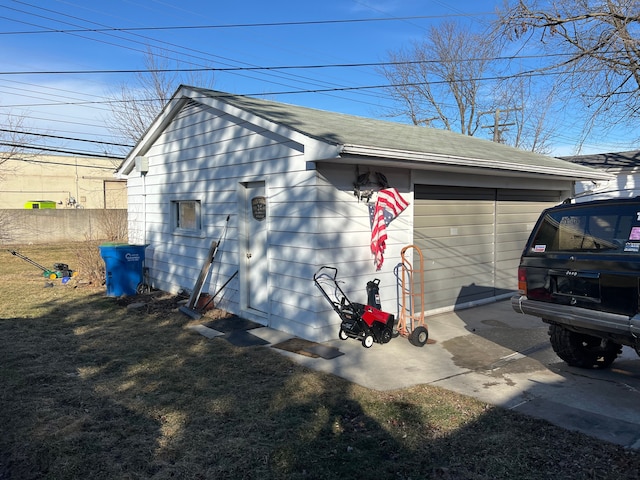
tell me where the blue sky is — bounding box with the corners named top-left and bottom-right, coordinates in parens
top-left (0, 0), bottom-right (636, 158)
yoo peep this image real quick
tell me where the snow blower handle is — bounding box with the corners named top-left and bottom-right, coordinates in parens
top-left (313, 266), bottom-right (354, 315)
top-left (313, 265), bottom-right (338, 283)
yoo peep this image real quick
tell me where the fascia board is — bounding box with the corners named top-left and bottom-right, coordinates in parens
top-left (340, 144), bottom-right (615, 182)
top-left (117, 90), bottom-right (192, 176)
top-left (118, 86), bottom-right (341, 178)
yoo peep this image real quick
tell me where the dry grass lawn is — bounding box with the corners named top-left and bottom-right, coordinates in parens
top-left (1, 243), bottom-right (639, 479)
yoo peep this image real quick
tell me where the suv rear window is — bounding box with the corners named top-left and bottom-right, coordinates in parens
top-left (531, 203), bottom-right (640, 253)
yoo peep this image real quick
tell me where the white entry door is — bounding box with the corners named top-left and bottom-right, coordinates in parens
top-left (242, 181), bottom-right (269, 313)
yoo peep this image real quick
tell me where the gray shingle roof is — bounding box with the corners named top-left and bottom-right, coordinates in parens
top-left (189, 87), bottom-right (604, 178)
top-left (560, 150), bottom-right (640, 170)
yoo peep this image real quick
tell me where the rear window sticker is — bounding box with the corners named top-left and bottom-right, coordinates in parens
top-left (630, 226), bottom-right (640, 240)
top-left (624, 242), bottom-right (640, 253)
top-left (533, 245), bottom-right (546, 252)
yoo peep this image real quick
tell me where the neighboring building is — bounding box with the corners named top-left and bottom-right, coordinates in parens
top-left (117, 86), bottom-right (611, 342)
top-left (0, 153), bottom-right (127, 209)
top-left (561, 150), bottom-right (640, 202)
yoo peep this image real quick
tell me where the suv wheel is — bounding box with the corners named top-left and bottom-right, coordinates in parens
top-left (549, 324), bottom-right (622, 369)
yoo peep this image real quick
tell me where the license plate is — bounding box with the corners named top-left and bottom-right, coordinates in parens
top-left (550, 269), bottom-right (601, 303)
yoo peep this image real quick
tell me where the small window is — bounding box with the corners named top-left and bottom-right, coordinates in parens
top-left (172, 200), bottom-right (201, 233)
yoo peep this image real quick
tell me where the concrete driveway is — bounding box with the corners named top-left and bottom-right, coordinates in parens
top-left (252, 300), bottom-right (640, 450)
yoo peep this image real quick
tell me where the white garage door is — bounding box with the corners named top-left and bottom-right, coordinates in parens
top-left (414, 185), bottom-right (564, 310)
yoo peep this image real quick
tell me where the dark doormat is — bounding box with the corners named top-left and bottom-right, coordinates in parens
top-left (272, 338), bottom-right (344, 359)
top-left (204, 316), bottom-right (263, 333)
top-left (223, 330), bottom-right (270, 347)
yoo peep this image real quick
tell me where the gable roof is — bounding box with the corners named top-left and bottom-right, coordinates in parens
top-left (120, 85), bottom-right (612, 181)
top-left (560, 150), bottom-right (640, 172)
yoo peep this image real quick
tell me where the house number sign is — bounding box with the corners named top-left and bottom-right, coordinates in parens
top-left (251, 196), bottom-right (267, 221)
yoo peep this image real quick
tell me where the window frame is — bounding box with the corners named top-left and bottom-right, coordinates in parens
top-left (170, 199), bottom-right (203, 236)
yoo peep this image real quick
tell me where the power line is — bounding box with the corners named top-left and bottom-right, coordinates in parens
top-left (0, 142), bottom-right (124, 159)
top-left (2, 1), bottom-right (635, 154)
top-left (2, 3), bottom-right (391, 106)
top-left (0, 53), bottom-right (576, 76)
top-left (0, 1), bottom-right (567, 116)
top-left (0, 128), bottom-right (134, 147)
top-left (6, 113), bottom-right (113, 130)
top-left (0, 13), bottom-right (496, 35)
top-left (0, 66), bottom-right (592, 110)
top-left (8, 0), bottom-right (390, 110)
top-left (6, 156), bottom-right (118, 170)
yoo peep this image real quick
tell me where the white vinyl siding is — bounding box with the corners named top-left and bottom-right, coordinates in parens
top-left (126, 99), bottom-right (348, 339)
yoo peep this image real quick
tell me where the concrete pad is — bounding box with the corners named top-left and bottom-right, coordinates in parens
top-left (187, 324), bottom-right (224, 339)
top-left (265, 299), bottom-right (640, 449)
top-left (250, 326), bottom-right (295, 345)
top-left (223, 330), bottom-right (270, 347)
top-left (513, 397), bottom-right (640, 448)
top-left (274, 333), bottom-right (469, 391)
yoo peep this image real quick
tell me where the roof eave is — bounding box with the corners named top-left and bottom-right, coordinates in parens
top-left (117, 88), bottom-right (192, 176)
top-left (340, 144), bottom-right (615, 182)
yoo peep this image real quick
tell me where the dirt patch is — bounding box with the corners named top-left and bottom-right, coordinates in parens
top-left (114, 290), bottom-right (234, 321)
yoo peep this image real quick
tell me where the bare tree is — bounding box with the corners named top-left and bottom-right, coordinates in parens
top-left (381, 22), bottom-right (497, 135)
top-left (105, 47), bottom-right (215, 153)
top-left (497, 0), bottom-right (640, 146)
top-left (0, 113), bottom-right (33, 243)
top-left (380, 21), bottom-right (552, 152)
top-left (0, 113), bottom-right (30, 176)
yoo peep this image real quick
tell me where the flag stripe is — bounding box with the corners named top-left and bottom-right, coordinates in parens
top-left (370, 188), bottom-right (409, 270)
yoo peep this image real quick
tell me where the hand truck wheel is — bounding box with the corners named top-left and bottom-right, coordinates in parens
top-left (409, 326), bottom-right (429, 347)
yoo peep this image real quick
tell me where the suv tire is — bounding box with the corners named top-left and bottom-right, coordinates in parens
top-left (548, 324), bottom-right (622, 369)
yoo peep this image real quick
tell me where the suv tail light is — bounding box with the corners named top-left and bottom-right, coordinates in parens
top-left (517, 267), bottom-right (527, 295)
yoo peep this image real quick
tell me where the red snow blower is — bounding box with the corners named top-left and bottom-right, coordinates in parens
top-left (314, 266), bottom-right (395, 348)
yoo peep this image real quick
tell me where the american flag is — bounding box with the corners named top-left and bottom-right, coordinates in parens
top-left (370, 188), bottom-right (409, 270)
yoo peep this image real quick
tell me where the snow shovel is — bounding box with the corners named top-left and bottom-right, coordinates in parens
top-left (179, 215), bottom-right (230, 320)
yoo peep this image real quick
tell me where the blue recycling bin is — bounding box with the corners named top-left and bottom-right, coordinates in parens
top-left (99, 243), bottom-right (148, 296)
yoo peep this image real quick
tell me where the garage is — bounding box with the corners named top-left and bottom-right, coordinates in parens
top-left (119, 86), bottom-right (614, 341)
top-left (414, 185), bottom-right (565, 311)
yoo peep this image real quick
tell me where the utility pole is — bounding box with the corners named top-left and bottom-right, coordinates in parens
top-left (480, 108), bottom-right (521, 143)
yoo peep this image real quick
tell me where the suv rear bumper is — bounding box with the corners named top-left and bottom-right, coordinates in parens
top-left (511, 295), bottom-right (639, 337)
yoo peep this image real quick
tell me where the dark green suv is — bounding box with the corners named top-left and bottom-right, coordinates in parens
top-left (512, 198), bottom-right (640, 368)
